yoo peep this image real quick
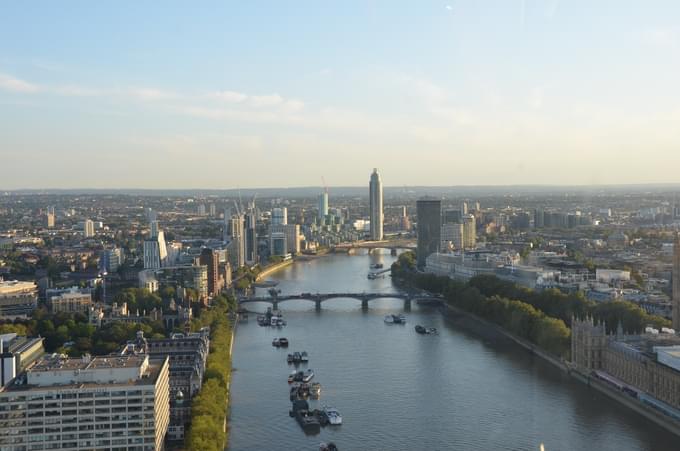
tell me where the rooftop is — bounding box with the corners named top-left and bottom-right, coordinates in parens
top-left (0, 280), bottom-right (37, 294)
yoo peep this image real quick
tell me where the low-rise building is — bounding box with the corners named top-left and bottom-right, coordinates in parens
top-left (0, 279), bottom-right (38, 318)
top-left (47, 286), bottom-right (93, 314)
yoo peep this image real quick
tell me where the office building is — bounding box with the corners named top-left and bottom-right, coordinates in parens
top-left (197, 204), bottom-right (206, 216)
top-left (674, 234), bottom-right (680, 330)
top-left (534, 209), bottom-right (545, 228)
top-left (0, 335), bottom-right (44, 386)
top-left (443, 209), bottom-right (462, 225)
top-left (461, 201), bottom-right (468, 215)
top-left (416, 198), bottom-right (441, 267)
top-left (441, 223), bottom-right (464, 251)
top-left (272, 207), bottom-right (288, 225)
top-left (0, 280), bottom-right (38, 318)
top-left (318, 191), bottom-right (329, 222)
top-left (369, 168), bottom-right (383, 240)
top-left (462, 214), bottom-right (477, 249)
top-left (271, 224), bottom-right (300, 256)
top-left (270, 232), bottom-right (287, 257)
top-left (47, 287), bottom-right (93, 314)
top-left (0, 353), bottom-right (170, 451)
top-left (209, 203), bottom-right (216, 217)
top-left (83, 219), bottom-right (95, 238)
top-left (101, 248), bottom-right (125, 273)
top-left (199, 248), bottom-right (220, 297)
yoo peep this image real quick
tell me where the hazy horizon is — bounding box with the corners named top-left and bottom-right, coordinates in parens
top-left (2, 1), bottom-right (680, 188)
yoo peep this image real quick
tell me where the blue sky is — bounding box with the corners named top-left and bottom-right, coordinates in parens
top-left (1, 1), bottom-right (679, 189)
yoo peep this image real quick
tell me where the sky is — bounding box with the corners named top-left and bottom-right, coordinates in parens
top-left (1, 1), bottom-right (680, 189)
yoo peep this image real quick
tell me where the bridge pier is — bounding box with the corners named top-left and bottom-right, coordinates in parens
top-left (404, 298), bottom-right (412, 311)
top-left (272, 301), bottom-right (278, 310)
top-left (361, 299), bottom-right (368, 309)
top-left (315, 299), bottom-right (321, 311)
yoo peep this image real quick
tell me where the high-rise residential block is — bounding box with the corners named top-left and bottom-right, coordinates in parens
top-left (318, 191), bottom-right (329, 222)
top-left (674, 234), bottom-right (680, 330)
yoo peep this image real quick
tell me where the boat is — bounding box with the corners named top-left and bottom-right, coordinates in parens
top-left (302, 368), bottom-right (314, 383)
top-left (322, 406), bottom-right (342, 425)
top-left (288, 371), bottom-right (296, 383)
top-left (291, 400), bottom-right (321, 433)
top-left (293, 371), bottom-right (304, 382)
top-left (320, 443), bottom-right (339, 451)
top-left (287, 354), bottom-right (294, 363)
top-left (427, 327), bottom-right (438, 335)
top-left (272, 338), bottom-right (281, 347)
top-left (279, 338), bottom-right (289, 347)
top-left (370, 263), bottom-right (384, 269)
top-left (257, 315), bottom-right (268, 326)
top-left (367, 273), bottom-right (377, 280)
top-left (385, 314), bottom-right (406, 324)
top-left (292, 352), bottom-right (302, 363)
top-left (415, 325), bottom-right (427, 334)
top-left (300, 351), bottom-right (309, 362)
top-left (310, 382), bottom-right (321, 398)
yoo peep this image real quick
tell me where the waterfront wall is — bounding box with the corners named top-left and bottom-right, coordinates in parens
top-left (255, 259), bottom-right (294, 281)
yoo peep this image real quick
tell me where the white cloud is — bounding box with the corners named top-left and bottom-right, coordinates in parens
top-left (0, 73), bottom-right (41, 93)
top-left (129, 88), bottom-right (177, 100)
top-left (249, 94), bottom-right (284, 107)
top-left (53, 85), bottom-right (102, 97)
top-left (641, 28), bottom-right (678, 48)
top-left (211, 90), bottom-right (248, 103)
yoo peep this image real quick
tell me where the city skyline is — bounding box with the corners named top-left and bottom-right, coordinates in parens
top-left (2, 1), bottom-right (680, 188)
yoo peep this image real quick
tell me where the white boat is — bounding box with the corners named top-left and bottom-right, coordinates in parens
top-left (384, 315), bottom-right (394, 324)
top-left (302, 369), bottom-right (314, 383)
top-left (323, 406), bottom-right (342, 425)
top-left (300, 351), bottom-right (309, 362)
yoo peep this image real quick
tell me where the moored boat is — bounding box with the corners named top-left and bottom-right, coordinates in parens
top-left (310, 382), bottom-right (321, 398)
top-left (288, 371), bottom-right (296, 383)
top-left (322, 406), bottom-right (342, 425)
top-left (384, 315), bottom-right (394, 324)
top-left (302, 368), bottom-right (314, 383)
top-left (279, 338), bottom-right (289, 347)
top-left (415, 325), bottom-right (427, 334)
top-left (300, 351), bottom-right (309, 362)
top-left (272, 338), bottom-right (281, 347)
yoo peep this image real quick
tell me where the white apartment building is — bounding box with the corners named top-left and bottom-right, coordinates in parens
top-left (0, 354), bottom-right (170, 451)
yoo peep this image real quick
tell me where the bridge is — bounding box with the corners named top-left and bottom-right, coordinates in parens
top-left (238, 292), bottom-right (443, 310)
top-left (332, 238), bottom-right (416, 252)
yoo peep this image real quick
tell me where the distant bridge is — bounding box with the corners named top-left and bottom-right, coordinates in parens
top-left (332, 239), bottom-right (416, 252)
top-left (238, 292), bottom-right (443, 310)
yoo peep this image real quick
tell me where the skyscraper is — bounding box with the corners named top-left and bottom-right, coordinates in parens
top-left (673, 234), bottom-right (680, 330)
top-left (462, 214), bottom-right (477, 249)
top-left (144, 230), bottom-right (168, 269)
top-left (228, 215), bottom-right (246, 268)
top-left (318, 190), bottom-right (329, 222)
top-left (369, 168), bottom-right (383, 240)
top-left (416, 198), bottom-right (441, 268)
top-left (245, 211), bottom-right (258, 264)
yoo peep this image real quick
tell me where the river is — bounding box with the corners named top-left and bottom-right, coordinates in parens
top-left (227, 250), bottom-right (678, 451)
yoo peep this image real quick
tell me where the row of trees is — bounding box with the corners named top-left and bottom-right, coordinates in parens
top-left (185, 295), bottom-right (235, 451)
top-left (0, 308), bottom-right (166, 355)
top-left (391, 252), bottom-right (670, 358)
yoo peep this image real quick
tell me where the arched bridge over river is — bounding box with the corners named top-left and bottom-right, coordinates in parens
top-left (238, 292), bottom-right (443, 310)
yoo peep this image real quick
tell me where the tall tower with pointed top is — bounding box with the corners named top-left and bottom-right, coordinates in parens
top-left (673, 233), bottom-right (680, 330)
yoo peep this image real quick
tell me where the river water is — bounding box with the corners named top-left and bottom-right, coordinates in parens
top-left (227, 250), bottom-right (678, 451)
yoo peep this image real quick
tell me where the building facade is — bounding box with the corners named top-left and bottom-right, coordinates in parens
top-left (416, 198), bottom-right (441, 268)
top-left (673, 234), bottom-right (680, 330)
top-left (0, 280), bottom-right (38, 318)
top-left (47, 287), bottom-right (92, 314)
top-left (369, 168), bottom-right (383, 240)
top-left (0, 354), bottom-right (170, 451)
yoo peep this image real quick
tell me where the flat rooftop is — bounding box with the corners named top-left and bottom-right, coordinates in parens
top-left (30, 354), bottom-right (147, 372)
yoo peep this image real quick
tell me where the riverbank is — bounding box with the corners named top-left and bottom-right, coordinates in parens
top-left (255, 259), bottom-right (294, 281)
top-left (438, 295), bottom-right (680, 438)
